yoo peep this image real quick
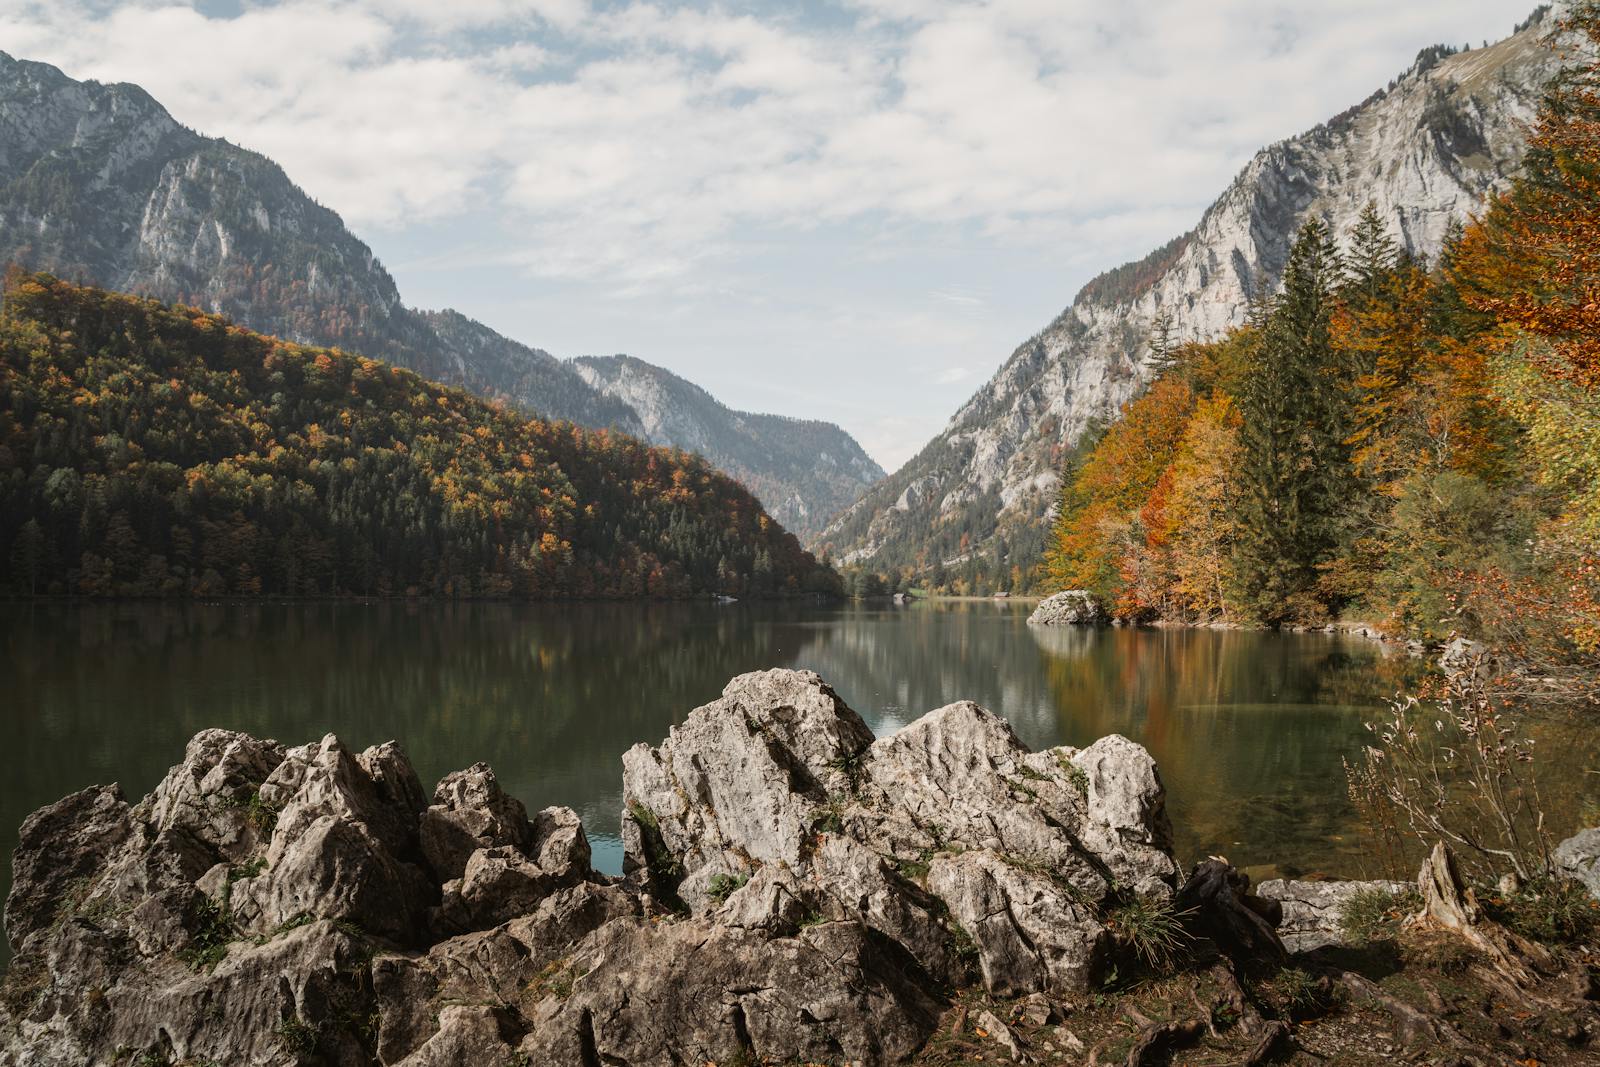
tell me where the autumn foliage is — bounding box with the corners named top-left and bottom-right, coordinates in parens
top-left (0, 275), bottom-right (838, 600)
top-left (1045, 5), bottom-right (1600, 686)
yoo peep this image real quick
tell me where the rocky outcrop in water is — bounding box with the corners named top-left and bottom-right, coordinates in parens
top-left (1027, 590), bottom-right (1106, 626)
top-left (0, 669), bottom-right (1180, 1066)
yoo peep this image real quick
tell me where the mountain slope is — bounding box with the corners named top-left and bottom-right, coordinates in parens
top-left (573, 355), bottom-right (885, 538)
top-left (0, 274), bottom-right (835, 598)
top-left (0, 51), bottom-right (879, 535)
top-left (817, 9), bottom-right (1565, 577)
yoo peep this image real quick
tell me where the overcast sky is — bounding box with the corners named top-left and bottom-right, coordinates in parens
top-left (0, 0), bottom-right (1538, 470)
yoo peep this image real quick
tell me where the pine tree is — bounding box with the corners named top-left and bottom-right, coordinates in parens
top-left (1233, 218), bottom-right (1348, 623)
top-left (1345, 202), bottom-right (1399, 310)
top-left (1148, 309), bottom-right (1179, 375)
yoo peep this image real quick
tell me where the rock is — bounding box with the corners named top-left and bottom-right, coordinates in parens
top-left (926, 850), bottom-right (1107, 994)
top-left (1554, 827), bottom-right (1600, 901)
top-left (975, 1008), bottom-right (1029, 1061)
top-left (518, 917), bottom-right (944, 1066)
top-left (420, 762), bottom-right (533, 882)
top-left (1256, 878), bottom-right (1413, 952)
top-left (146, 729), bottom-right (285, 863)
top-left (1438, 636), bottom-right (1493, 679)
top-left (1027, 590), bottom-right (1106, 626)
top-left (2, 670), bottom-right (1187, 1066)
top-left (623, 670), bottom-right (1178, 996)
top-left (4, 784), bottom-right (133, 956)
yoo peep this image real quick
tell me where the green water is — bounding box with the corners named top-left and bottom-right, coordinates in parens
top-left (4, 599), bottom-right (1595, 956)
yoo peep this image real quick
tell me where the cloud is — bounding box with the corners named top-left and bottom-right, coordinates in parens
top-left (934, 367), bottom-right (970, 385)
top-left (0, 0), bottom-right (1530, 281)
top-left (0, 0), bottom-right (1536, 467)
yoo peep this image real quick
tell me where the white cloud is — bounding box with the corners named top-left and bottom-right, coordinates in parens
top-left (934, 367), bottom-right (970, 385)
top-left (0, 0), bottom-right (1538, 467)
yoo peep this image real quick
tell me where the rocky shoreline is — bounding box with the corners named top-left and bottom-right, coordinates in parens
top-left (2, 669), bottom-right (1596, 1065)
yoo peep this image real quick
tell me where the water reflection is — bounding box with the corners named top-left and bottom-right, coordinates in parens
top-left (3, 599), bottom-right (1594, 962)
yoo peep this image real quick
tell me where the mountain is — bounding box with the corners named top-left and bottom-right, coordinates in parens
top-left (817, 7), bottom-right (1565, 578)
top-left (0, 274), bottom-right (837, 599)
top-left (572, 355), bottom-right (885, 538)
top-left (0, 51), bottom-right (879, 537)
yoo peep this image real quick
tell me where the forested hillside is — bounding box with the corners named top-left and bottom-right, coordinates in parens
top-left (0, 52), bottom-right (882, 532)
top-left (1046, 12), bottom-right (1600, 689)
top-left (0, 275), bottom-right (836, 600)
top-left (573, 355), bottom-right (885, 539)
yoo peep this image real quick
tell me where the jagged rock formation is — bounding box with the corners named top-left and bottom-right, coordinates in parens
top-left (0, 52), bottom-right (879, 537)
top-left (0, 669), bottom-right (1178, 1065)
top-left (818, 8), bottom-right (1567, 573)
top-left (574, 357), bottom-right (884, 539)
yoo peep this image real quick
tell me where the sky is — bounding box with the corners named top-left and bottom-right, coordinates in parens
top-left (0, 0), bottom-right (1539, 470)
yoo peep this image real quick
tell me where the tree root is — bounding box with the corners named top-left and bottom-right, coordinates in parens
top-left (1237, 1019), bottom-right (1289, 1067)
top-left (1121, 1015), bottom-right (1206, 1067)
top-left (1411, 842), bottom-right (1551, 989)
top-left (1338, 970), bottom-right (1471, 1050)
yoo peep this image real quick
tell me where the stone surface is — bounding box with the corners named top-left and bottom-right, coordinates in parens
top-left (1, 669), bottom-right (1188, 1065)
top-left (1257, 878), bottom-right (1414, 952)
top-left (622, 670), bottom-right (1179, 998)
top-left (1553, 827), bottom-right (1600, 902)
top-left (1027, 590), bottom-right (1106, 626)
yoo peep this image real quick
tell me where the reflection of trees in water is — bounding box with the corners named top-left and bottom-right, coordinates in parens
top-left (4, 602), bottom-right (1593, 914)
top-left (1030, 625), bottom-right (1423, 876)
top-left (2, 602), bottom-right (821, 858)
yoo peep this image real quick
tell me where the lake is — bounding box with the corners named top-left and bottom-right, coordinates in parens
top-left (4, 598), bottom-right (1596, 960)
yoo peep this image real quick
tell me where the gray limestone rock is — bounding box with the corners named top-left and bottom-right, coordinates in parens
top-left (1027, 590), bottom-right (1106, 626)
top-left (1256, 878), bottom-right (1413, 952)
top-left (1553, 827), bottom-right (1600, 902)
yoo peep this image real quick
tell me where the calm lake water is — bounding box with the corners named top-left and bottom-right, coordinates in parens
top-left (4, 598), bottom-right (1596, 960)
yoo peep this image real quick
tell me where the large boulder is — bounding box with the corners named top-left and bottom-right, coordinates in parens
top-left (621, 668), bottom-right (1179, 996)
top-left (1027, 590), bottom-right (1106, 626)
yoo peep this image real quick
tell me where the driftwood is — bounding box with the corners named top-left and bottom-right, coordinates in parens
top-left (1176, 859), bottom-right (1287, 970)
top-left (1410, 841), bottom-right (1550, 988)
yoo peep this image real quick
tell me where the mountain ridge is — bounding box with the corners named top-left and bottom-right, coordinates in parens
top-left (816, 8), bottom-right (1566, 579)
top-left (0, 50), bottom-right (879, 540)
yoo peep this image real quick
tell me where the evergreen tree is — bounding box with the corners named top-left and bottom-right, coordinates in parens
top-left (1345, 202), bottom-right (1399, 308)
top-left (1233, 218), bottom-right (1348, 623)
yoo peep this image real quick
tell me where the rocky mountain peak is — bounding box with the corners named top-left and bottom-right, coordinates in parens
top-left (817, 7), bottom-right (1566, 573)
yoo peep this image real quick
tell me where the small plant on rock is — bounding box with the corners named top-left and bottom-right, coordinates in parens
top-left (1103, 894), bottom-right (1192, 974)
top-left (706, 872), bottom-right (749, 905)
top-left (1338, 885), bottom-right (1421, 945)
